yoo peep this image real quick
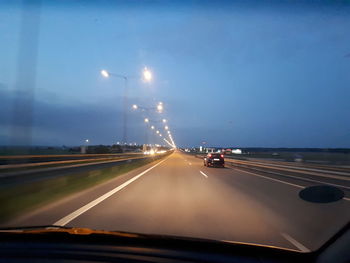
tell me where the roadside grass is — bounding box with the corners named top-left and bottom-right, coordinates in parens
top-left (0, 155), bottom-right (167, 223)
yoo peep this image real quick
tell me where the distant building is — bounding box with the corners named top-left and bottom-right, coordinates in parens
top-left (232, 149), bottom-right (242, 154)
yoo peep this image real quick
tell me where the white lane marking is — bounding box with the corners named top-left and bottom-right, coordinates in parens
top-left (236, 168), bottom-right (350, 202)
top-left (281, 232), bottom-right (310, 252)
top-left (230, 159), bottom-right (350, 178)
top-left (54, 157), bottom-right (170, 226)
top-left (235, 168), bottom-right (304, 188)
top-left (235, 167), bottom-right (350, 191)
top-left (200, 171), bottom-right (208, 178)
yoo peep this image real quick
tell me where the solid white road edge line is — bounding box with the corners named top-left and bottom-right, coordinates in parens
top-left (281, 232), bottom-right (310, 252)
top-left (200, 171), bottom-right (208, 178)
top-left (54, 156), bottom-right (170, 226)
top-left (235, 168), bottom-right (350, 202)
top-left (235, 168), bottom-right (304, 188)
top-left (234, 166), bottom-right (350, 190)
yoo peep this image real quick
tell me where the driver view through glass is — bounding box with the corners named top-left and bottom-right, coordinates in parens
top-left (1, 0), bottom-right (350, 257)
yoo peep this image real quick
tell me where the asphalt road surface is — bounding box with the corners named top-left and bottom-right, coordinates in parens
top-left (8, 151), bottom-right (350, 252)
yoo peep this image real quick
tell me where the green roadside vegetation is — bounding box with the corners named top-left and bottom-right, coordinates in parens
top-left (0, 153), bottom-right (170, 223)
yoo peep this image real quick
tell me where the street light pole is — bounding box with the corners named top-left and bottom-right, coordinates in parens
top-left (122, 76), bottom-right (128, 144)
top-left (110, 74), bottom-right (128, 145)
top-left (101, 68), bottom-right (152, 146)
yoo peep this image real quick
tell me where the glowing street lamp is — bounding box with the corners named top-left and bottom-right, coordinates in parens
top-left (100, 69), bottom-right (129, 144)
top-left (162, 119), bottom-right (167, 123)
top-left (157, 103), bottom-right (163, 113)
top-left (156, 130), bottom-right (160, 134)
top-left (144, 118), bottom-right (149, 123)
top-left (151, 125), bottom-right (155, 129)
top-left (100, 67), bottom-right (155, 145)
top-left (143, 67), bottom-right (152, 82)
top-left (132, 104), bottom-right (138, 110)
top-left (165, 125), bottom-right (169, 130)
top-left (101, 70), bottom-right (109, 78)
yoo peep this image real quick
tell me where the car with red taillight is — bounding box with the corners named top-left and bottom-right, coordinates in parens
top-left (203, 153), bottom-right (225, 167)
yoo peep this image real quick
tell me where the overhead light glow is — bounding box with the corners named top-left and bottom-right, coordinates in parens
top-left (101, 70), bottom-right (109, 78)
top-left (143, 67), bottom-right (152, 82)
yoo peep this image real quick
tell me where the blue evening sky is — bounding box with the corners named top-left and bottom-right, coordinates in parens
top-left (1, 0), bottom-right (350, 147)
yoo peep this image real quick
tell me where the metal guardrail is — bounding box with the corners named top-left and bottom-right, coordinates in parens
top-left (226, 159), bottom-right (350, 178)
top-left (0, 152), bottom-right (142, 159)
top-left (0, 152), bottom-right (172, 187)
top-left (224, 156), bottom-right (350, 174)
top-left (193, 154), bottom-right (350, 182)
top-left (225, 159), bottom-right (350, 183)
top-left (0, 152), bottom-right (143, 165)
top-left (0, 155), bottom-right (144, 171)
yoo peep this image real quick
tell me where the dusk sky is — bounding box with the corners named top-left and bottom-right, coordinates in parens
top-left (1, 0), bottom-right (350, 148)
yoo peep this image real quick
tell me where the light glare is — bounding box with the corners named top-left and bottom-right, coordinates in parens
top-left (101, 70), bottom-right (109, 78)
top-left (143, 68), bottom-right (152, 81)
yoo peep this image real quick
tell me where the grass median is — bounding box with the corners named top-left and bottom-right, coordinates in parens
top-left (0, 154), bottom-right (170, 223)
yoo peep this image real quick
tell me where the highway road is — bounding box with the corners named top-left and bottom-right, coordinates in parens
top-left (6, 151), bottom-right (350, 252)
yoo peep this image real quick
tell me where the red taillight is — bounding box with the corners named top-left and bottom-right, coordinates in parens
top-left (220, 154), bottom-right (224, 158)
top-left (208, 154), bottom-right (212, 157)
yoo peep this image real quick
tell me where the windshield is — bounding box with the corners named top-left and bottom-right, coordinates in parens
top-left (1, 0), bottom-right (350, 253)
